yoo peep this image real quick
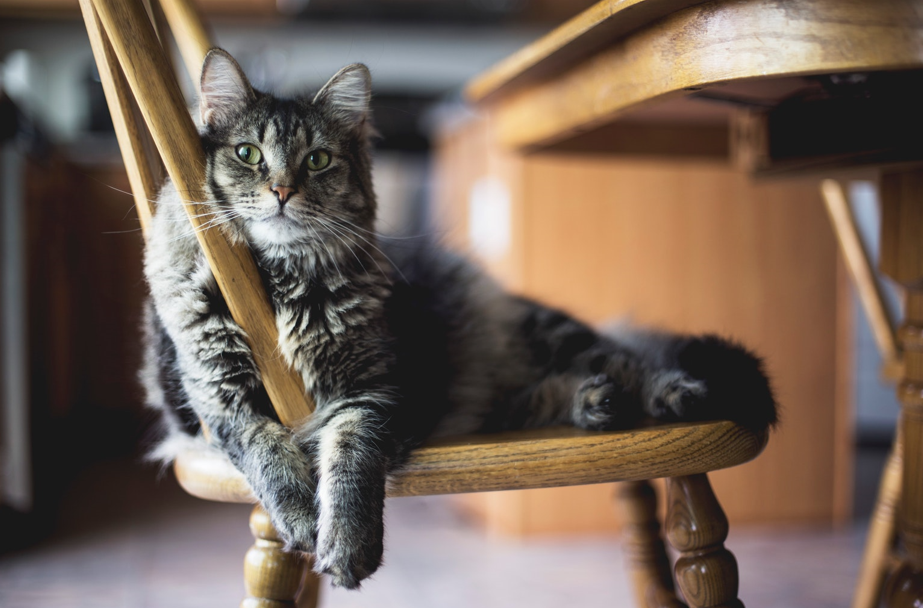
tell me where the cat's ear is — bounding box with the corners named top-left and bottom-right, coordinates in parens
top-left (313, 64), bottom-right (371, 131)
top-left (200, 49), bottom-right (255, 128)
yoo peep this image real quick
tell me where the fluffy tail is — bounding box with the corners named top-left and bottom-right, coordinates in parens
top-left (673, 334), bottom-right (778, 433)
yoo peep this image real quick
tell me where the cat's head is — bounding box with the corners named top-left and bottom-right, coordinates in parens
top-left (198, 49), bottom-right (376, 251)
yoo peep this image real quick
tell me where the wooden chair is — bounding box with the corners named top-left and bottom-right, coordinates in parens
top-left (78, 0), bottom-right (768, 606)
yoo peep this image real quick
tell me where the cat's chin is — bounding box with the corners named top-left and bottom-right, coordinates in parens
top-left (247, 215), bottom-right (310, 248)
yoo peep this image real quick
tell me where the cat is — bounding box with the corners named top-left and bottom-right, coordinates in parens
top-left (141, 48), bottom-right (777, 590)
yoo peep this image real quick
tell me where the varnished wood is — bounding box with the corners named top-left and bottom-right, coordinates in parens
top-left (878, 168), bottom-right (923, 608)
top-left (175, 422), bottom-right (767, 504)
top-left (242, 506), bottom-right (318, 608)
top-left (616, 481), bottom-right (684, 608)
top-left (665, 475), bottom-right (742, 608)
top-left (158, 0), bottom-right (212, 83)
top-left (465, 0), bottom-right (709, 103)
top-left (853, 427), bottom-right (903, 608)
top-left (88, 0), bottom-right (314, 427)
top-left (80, 0), bottom-right (162, 237)
top-left (472, 0), bottom-right (923, 150)
top-left (822, 179), bottom-right (901, 367)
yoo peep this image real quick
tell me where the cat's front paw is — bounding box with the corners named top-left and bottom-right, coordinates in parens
top-left (265, 498), bottom-right (318, 553)
top-left (572, 374), bottom-right (641, 430)
top-left (314, 508), bottom-right (383, 589)
top-left (646, 370), bottom-right (707, 420)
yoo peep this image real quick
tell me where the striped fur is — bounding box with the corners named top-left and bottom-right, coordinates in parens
top-left (142, 49), bottom-right (777, 589)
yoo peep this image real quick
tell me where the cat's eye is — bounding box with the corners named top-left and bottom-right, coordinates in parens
top-left (306, 149), bottom-right (331, 171)
top-left (235, 143), bottom-right (262, 165)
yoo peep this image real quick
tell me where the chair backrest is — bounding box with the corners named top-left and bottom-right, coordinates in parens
top-left (79, 0), bottom-right (316, 427)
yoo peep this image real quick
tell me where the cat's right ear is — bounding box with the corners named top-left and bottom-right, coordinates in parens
top-left (200, 49), bottom-right (255, 128)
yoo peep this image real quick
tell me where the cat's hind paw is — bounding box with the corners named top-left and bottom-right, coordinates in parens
top-left (572, 374), bottom-right (641, 430)
top-left (646, 370), bottom-right (707, 420)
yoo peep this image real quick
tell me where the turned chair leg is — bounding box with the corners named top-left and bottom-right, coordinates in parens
top-left (242, 506), bottom-right (322, 608)
top-left (665, 474), bottom-right (743, 608)
top-left (616, 481), bottom-right (684, 608)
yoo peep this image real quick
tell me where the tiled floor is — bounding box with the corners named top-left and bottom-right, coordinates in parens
top-left (0, 458), bottom-right (868, 608)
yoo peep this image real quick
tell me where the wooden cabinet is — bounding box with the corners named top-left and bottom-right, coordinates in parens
top-left (434, 115), bottom-right (851, 535)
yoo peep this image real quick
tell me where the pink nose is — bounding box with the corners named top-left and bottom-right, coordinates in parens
top-left (271, 184), bottom-right (295, 204)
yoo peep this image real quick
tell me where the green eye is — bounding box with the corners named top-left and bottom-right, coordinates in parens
top-left (235, 143), bottom-right (262, 165)
top-left (306, 149), bottom-right (331, 171)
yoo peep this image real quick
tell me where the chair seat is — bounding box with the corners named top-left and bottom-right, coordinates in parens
top-left (174, 421), bottom-right (767, 503)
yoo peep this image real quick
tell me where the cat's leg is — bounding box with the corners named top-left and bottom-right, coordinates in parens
top-left (148, 257), bottom-right (319, 551)
top-left (297, 396), bottom-right (392, 589)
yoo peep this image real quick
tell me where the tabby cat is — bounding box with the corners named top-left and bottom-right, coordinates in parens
top-left (142, 49), bottom-right (777, 589)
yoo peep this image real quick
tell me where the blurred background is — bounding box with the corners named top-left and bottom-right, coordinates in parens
top-left (0, 0), bottom-right (901, 606)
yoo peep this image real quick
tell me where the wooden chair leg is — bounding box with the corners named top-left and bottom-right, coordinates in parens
top-left (665, 474), bottom-right (742, 608)
top-left (853, 427), bottom-right (903, 608)
top-left (242, 506), bottom-right (321, 608)
top-left (616, 481), bottom-right (684, 608)
top-left (877, 170), bottom-right (923, 608)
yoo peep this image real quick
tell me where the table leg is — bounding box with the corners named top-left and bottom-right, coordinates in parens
top-left (878, 170), bottom-right (923, 608)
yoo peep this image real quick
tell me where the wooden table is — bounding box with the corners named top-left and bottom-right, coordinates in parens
top-left (465, 1), bottom-right (923, 607)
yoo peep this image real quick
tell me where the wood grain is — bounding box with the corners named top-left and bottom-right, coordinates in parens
top-left (89, 0), bottom-right (315, 427)
top-left (175, 422), bottom-right (767, 504)
top-left (476, 0), bottom-right (923, 150)
top-left (666, 474), bottom-right (742, 608)
top-left (465, 0), bottom-right (710, 103)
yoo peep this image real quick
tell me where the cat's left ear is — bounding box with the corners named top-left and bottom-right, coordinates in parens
top-left (200, 49), bottom-right (256, 128)
top-left (313, 64), bottom-right (372, 131)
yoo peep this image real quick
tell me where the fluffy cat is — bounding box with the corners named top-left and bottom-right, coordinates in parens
top-left (142, 48), bottom-right (777, 589)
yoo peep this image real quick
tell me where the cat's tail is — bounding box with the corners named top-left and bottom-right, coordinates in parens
top-left (671, 334), bottom-right (779, 433)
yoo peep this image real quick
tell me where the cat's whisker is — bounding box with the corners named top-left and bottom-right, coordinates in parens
top-left (312, 219), bottom-right (372, 280)
top-left (321, 216), bottom-right (407, 284)
top-left (312, 217), bottom-right (391, 284)
top-left (308, 223), bottom-right (347, 285)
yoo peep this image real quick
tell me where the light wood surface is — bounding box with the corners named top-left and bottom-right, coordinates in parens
top-left (80, 0), bottom-right (162, 237)
top-left (666, 474), bottom-right (742, 608)
top-left (89, 0), bottom-right (315, 427)
top-left (175, 422), bottom-right (767, 504)
top-left (465, 0), bottom-right (709, 103)
top-left (470, 0), bottom-right (923, 150)
top-left (616, 481), bottom-right (683, 608)
top-left (242, 506), bottom-right (317, 608)
top-left (879, 169), bottom-right (923, 608)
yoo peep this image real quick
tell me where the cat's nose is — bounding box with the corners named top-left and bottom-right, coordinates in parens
top-left (271, 184), bottom-right (296, 204)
